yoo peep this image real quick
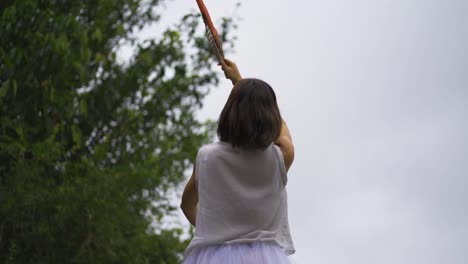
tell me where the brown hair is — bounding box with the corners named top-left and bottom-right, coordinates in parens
top-left (217, 78), bottom-right (282, 150)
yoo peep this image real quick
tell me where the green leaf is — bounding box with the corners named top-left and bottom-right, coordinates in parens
top-left (71, 124), bottom-right (82, 146)
top-left (0, 80), bottom-right (10, 97)
top-left (73, 61), bottom-right (86, 80)
top-left (12, 80), bottom-right (17, 97)
top-left (92, 28), bottom-right (103, 42)
top-left (50, 85), bottom-right (55, 102)
top-left (79, 98), bottom-right (88, 117)
top-left (116, 24), bottom-right (125, 35)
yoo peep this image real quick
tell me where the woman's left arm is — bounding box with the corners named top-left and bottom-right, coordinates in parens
top-left (180, 163), bottom-right (198, 227)
top-left (220, 58), bottom-right (242, 85)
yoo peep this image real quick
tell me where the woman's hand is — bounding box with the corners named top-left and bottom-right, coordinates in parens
top-left (220, 58), bottom-right (243, 85)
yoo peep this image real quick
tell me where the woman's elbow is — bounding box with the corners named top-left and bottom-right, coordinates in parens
top-left (180, 192), bottom-right (196, 211)
top-left (180, 195), bottom-right (190, 211)
top-left (284, 144), bottom-right (295, 171)
top-left (275, 136), bottom-right (295, 170)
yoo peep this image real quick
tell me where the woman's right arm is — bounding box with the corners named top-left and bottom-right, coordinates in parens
top-left (274, 118), bottom-right (294, 172)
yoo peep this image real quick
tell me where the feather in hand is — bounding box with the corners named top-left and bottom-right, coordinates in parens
top-left (196, 0), bottom-right (225, 63)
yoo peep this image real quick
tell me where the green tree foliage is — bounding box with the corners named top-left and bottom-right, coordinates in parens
top-left (0, 0), bottom-right (235, 263)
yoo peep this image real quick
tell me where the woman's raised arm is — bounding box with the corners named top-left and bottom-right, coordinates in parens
top-left (274, 118), bottom-right (294, 172)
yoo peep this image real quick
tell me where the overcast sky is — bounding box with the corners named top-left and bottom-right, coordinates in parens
top-left (127, 0), bottom-right (468, 263)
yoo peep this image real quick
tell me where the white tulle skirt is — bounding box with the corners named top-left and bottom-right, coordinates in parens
top-left (182, 241), bottom-right (292, 264)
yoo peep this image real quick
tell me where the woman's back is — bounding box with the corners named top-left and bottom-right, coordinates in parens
top-left (183, 141), bottom-right (295, 259)
top-left (181, 63), bottom-right (295, 263)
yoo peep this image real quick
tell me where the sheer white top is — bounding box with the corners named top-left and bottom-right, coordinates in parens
top-left (183, 141), bottom-right (295, 258)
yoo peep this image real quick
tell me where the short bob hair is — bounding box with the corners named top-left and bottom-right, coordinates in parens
top-left (217, 78), bottom-right (282, 150)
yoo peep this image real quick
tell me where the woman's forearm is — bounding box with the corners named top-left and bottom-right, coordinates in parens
top-left (274, 118), bottom-right (295, 170)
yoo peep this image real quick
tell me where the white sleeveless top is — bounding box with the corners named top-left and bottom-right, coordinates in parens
top-left (183, 141), bottom-right (295, 258)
